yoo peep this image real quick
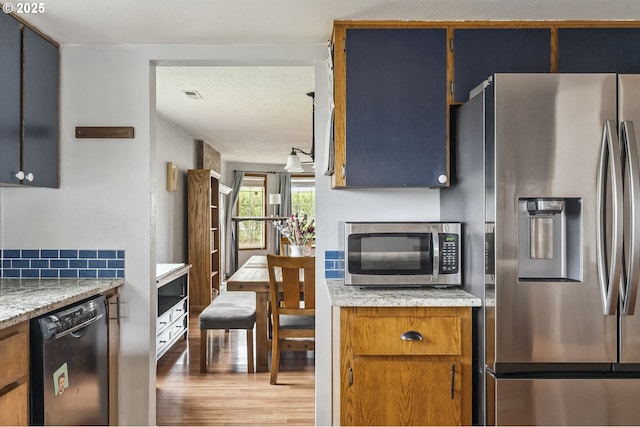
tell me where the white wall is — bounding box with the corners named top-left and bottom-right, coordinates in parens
top-left (0, 43), bottom-right (327, 426)
top-left (1, 45), bottom-right (157, 425)
top-left (155, 116), bottom-right (197, 263)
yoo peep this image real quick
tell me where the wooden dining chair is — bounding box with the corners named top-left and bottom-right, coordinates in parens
top-left (266, 254), bottom-right (315, 385)
top-left (279, 237), bottom-right (290, 255)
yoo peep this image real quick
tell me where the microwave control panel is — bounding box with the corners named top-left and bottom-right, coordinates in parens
top-left (440, 233), bottom-right (459, 274)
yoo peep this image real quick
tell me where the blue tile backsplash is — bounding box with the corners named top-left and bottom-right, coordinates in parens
top-left (325, 250), bottom-right (344, 279)
top-left (1, 249), bottom-right (125, 279)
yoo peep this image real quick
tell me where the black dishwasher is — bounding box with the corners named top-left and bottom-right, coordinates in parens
top-left (30, 295), bottom-right (109, 426)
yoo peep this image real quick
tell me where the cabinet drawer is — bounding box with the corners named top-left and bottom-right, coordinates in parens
top-left (0, 382), bottom-right (28, 426)
top-left (350, 315), bottom-right (461, 356)
top-left (171, 300), bottom-right (187, 321)
top-left (0, 323), bottom-right (28, 389)
top-left (157, 309), bottom-right (173, 334)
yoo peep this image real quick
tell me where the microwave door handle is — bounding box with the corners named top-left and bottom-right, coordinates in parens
top-left (432, 228), bottom-right (439, 282)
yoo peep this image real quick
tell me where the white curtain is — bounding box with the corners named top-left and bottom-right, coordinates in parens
top-left (225, 170), bottom-right (244, 275)
top-left (272, 173), bottom-right (292, 254)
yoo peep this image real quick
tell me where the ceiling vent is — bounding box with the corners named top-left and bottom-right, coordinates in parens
top-left (182, 90), bottom-right (203, 100)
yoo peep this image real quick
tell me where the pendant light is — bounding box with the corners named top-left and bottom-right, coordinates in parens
top-left (284, 92), bottom-right (315, 173)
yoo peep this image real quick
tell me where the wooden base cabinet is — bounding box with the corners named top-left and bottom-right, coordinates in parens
top-left (0, 322), bottom-right (29, 426)
top-left (339, 307), bottom-right (472, 426)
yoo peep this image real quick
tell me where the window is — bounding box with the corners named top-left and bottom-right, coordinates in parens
top-left (237, 174), bottom-right (266, 249)
top-left (291, 175), bottom-right (316, 220)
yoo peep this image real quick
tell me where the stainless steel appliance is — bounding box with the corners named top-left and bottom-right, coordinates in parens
top-left (30, 295), bottom-right (109, 426)
top-left (343, 222), bottom-right (462, 287)
top-left (452, 73), bottom-right (640, 425)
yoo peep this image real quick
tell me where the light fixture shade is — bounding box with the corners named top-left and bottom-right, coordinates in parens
top-left (285, 153), bottom-right (304, 172)
top-left (268, 193), bottom-right (281, 205)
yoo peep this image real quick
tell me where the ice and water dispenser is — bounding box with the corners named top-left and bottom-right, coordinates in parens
top-left (518, 197), bottom-right (582, 281)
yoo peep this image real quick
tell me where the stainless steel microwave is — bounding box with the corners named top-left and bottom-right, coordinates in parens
top-left (343, 222), bottom-right (463, 287)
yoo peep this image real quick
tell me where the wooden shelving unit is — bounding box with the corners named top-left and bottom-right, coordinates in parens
top-left (188, 169), bottom-right (221, 312)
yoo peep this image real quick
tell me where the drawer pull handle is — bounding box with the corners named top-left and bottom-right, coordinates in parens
top-left (400, 330), bottom-right (423, 341)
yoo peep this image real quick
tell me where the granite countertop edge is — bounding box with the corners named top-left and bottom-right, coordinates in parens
top-left (0, 278), bottom-right (124, 330)
top-left (324, 279), bottom-right (482, 307)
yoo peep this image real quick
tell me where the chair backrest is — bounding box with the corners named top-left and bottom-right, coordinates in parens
top-left (266, 254), bottom-right (315, 316)
top-left (279, 237), bottom-right (290, 256)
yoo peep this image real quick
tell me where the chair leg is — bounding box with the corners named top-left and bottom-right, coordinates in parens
top-left (270, 334), bottom-right (280, 385)
top-left (246, 328), bottom-right (254, 373)
top-left (200, 329), bottom-right (207, 373)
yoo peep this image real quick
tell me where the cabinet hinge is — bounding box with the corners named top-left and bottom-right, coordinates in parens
top-left (343, 37), bottom-right (346, 53)
top-left (108, 295), bottom-right (121, 325)
top-left (109, 295), bottom-right (128, 324)
top-left (450, 81), bottom-right (455, 96)
top-left (449, 37), bottom-right (454, 52)
top-left (342, 164), bottom-right (346, 180)
top-left (450, 364), bottom-right (456, 399)
top-left (348, 367), bottom-right (353, 385)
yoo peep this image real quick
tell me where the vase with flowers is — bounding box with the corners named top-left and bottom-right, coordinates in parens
top-left (274, 213), bottom-right (315, 256)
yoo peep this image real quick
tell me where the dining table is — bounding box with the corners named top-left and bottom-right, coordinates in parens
top-left (226, 254), bottom-right (313, 373)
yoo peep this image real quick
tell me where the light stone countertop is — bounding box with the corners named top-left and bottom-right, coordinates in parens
top-left (325, 279), bottom-right (482, 307)
top-left (0, 278), bottom-right (124, 330)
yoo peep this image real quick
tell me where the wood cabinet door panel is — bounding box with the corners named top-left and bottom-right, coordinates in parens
top-left (345, 28), bottom-right (447, 187)
top-left (346, 359), bottom-right (461, 426)
top-left (0, 382), bottom-right (28, 426)
top-left (350, 315), bottom-right (461, 356)
top-left (0, 328), bottom-right (28, 388)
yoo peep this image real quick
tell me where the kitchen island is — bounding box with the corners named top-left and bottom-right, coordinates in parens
top-left (326, 280), bottom-right (481, 426)
top-left (0, 277), bottom-right (123, 425)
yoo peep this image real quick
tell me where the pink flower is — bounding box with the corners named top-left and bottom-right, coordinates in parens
top-left (274, 213), bottom-right (315, 245)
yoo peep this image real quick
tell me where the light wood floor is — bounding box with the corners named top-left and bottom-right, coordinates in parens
top-left (156, 313), bottom-right (315, 426)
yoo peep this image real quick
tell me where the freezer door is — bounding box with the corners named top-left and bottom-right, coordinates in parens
top-left (619, 74), bottom-right (640, 363)
top-left (488, 74), bottom-right (618, 367)
top-left (487, 373), bottom-right (640, 426)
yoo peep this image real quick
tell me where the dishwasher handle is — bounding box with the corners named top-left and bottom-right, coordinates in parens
top-left (38, 296), bottom-right (108, 341)
top-left (54, 313), bottom-right (104, 339)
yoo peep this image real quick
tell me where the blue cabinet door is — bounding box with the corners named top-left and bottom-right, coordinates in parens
top-left (345, 28), bottom-right (447, 187)
top-left (558, 28), bottom-right (640, 73)
top-left (23, 27), bottom-right (59, 188)
top-left (453, 28), bottom-right (551, 103)
top-left (0, 13), bottom-right (22, 185)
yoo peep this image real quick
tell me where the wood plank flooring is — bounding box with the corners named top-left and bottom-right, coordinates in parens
top-left (156, 313), bottom-right (315, 426)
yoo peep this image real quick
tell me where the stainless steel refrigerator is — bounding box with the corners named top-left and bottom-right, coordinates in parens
top-left (453, 73), bottom-right (640, 425)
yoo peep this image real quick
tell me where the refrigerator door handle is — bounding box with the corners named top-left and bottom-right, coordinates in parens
top-left (621, 120), bottom-right (640, 315)
top-left (597, 120), bottom-right (623, 315)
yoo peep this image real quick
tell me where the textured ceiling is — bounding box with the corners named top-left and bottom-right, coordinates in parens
top-left (156, 66), bottom-right (315, 164)
top-left (14, 0), bottom-right (640, 165)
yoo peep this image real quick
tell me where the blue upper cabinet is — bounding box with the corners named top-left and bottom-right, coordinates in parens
top-left (558, 28), bottom-right (640, 73)
top-left (453, 28), bottom-right (551, 103)
top-left (22, 27), bottom-right (60, 188)
top-left (0, 13), bottom-right (22, 185)
top-left (336, 27), bottom-right (448, 187)
top-left (0, 15), bottom-right (59, 188)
